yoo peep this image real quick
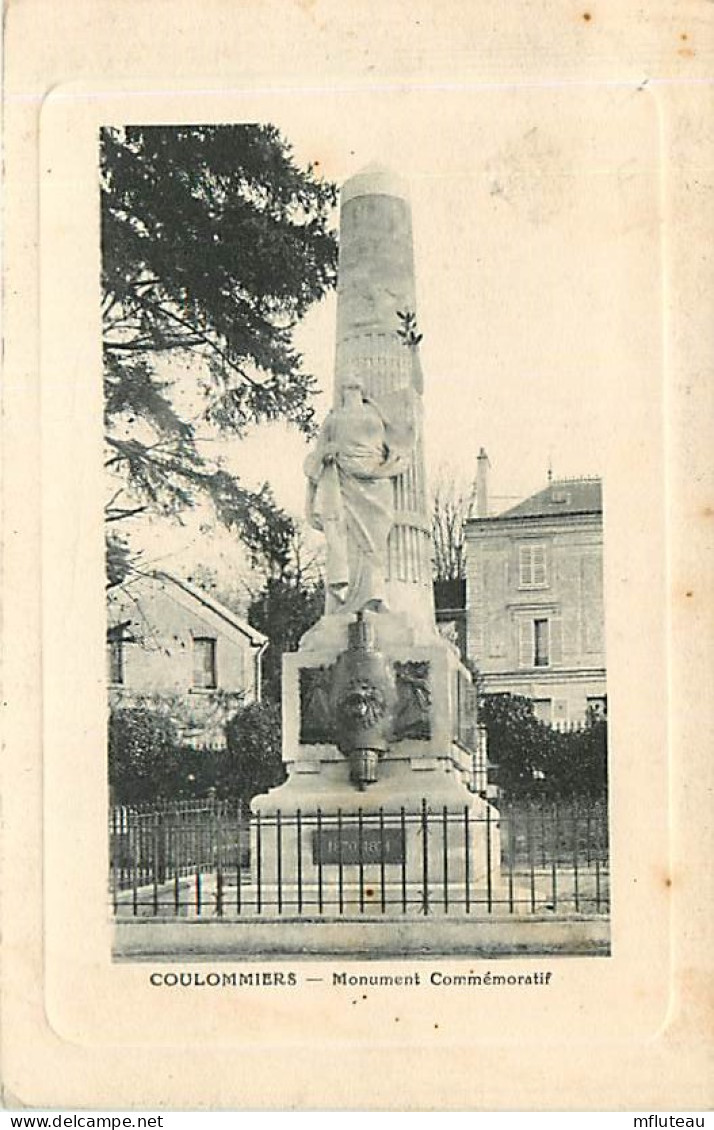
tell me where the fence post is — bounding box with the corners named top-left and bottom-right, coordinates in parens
top-left (337, 808), bottom-right (344, 916)
top-left (236, 800), bottom-right (243, 917)
top-left (485, 802), bottom-right (492, 914)
top-left (357, 808), bottom-right (365, 914)
top-left (379, 807), bottom-right (386, 914)
top-left (215, 807), bottom-right (223, 918)
top-left (109, 809), bottom-right (118, 914)
top-left (463, 805), bottom-right (471, 915)
top-left (572, 798), bottom-right (580, 913)
top-left (216, 865), bottom-right (223, 918)
top-left (296, 808), bottom-right (303, 915)
top-left (256, 810), bottom-right (262, 915)
top-left (528, 800), bottom-right (536, 914)
top-left (421, 798), bottom-right (429, 916)
top-left (507, 801), bottom-right (515, 913)
top-left (400, 807), bottom-right (407, 915)
top-left (276, 809), bottom-right (283, 916)
top-left (551, 800), bottom-right (558, 912)
top-left (316, 808), bottom-right (323, 915)
top-left (442, 806), bottom-right (449, 914)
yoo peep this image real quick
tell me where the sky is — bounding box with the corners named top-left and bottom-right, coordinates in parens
top-left (130, 83), bottom-right (661, 593)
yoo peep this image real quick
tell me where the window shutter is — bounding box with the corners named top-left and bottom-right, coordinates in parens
top-left (519, 547), bottom-right (530, 587)
top-left (532, 545), bottom-right (547, 587)
top-left (519, 543), bottom-right (548, 588)
top-left (518, 619), bottom-right (532, 667)
top-left (550, 616), bottom-right (563, 666)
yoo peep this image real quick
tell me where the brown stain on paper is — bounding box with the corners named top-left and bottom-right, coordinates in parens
top-left (677, 32), bottom-right (695, 57)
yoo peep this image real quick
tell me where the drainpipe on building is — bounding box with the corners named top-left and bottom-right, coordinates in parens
top-left (254, 639), bottom-right (269, 703)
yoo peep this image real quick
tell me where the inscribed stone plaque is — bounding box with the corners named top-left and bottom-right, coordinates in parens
top-left (312, 826), bottom-right (405, 865)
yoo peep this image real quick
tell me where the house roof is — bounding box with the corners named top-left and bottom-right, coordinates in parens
top-left (106, 570), bottom-right (267, 647)
top-left (488, 478), bottom-right (602, 521)
top-left (153, 572), bottom-right (268, 646)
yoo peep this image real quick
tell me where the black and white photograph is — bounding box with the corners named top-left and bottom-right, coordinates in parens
top-left (100, 103), bottom-right (622, 960)
top-left (3, 0), bottom-right (711, 1111)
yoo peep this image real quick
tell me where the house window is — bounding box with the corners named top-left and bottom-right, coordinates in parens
top-left (586, 695), bottom-right (607, 720)
top-left (532, 698), bottom-right (552, 724)
top-left (519, 617), bottom-right (558, 669)
top-left (534, 618), bottom-right (550, 667)
top-left (192, 637), bottom-right (217, 689)
top-left (519, 543), bottom-right (548, 589)
top-left (107, 637), bottom-right (124, 685)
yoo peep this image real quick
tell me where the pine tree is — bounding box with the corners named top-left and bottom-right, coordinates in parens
top-left (101, 124), bottom-right (338, 583)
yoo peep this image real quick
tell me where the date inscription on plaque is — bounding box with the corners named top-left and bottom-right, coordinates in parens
top-left (312, 827), bottom-right (404, 865)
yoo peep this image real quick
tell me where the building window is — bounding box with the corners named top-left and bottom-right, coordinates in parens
top-left (534, 618), bottom-right (550, 667)
top-left (586, 695), bottom-right (607, 720)
top-left (532, 698), bottom-right (552, 724)
top-left (519, 543), bottom-right (548, 589)
top-left (192, 637), bottom-right (217, 689)
top-left (107, 637), bottom-right (124, 685)
top-left (519, 617), bottom-right (555, 669)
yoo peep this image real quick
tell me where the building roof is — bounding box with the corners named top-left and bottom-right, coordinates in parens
top-left (108, 570), bottom-right (268, 647)
top-left (154, 572), bottom-right (268, 646)
top-left (489, 478), bottom-right (602, 521)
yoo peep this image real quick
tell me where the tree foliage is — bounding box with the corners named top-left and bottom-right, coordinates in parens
top-left (108, 698), bottom-right (286, 805)
top-left (248, 575), bottom-right (325, 704)
top-left (108, 703), bottom-right (186, 804)
top-left (101, 124), bottom-right (338, 583)
top-left (246, 529), bottom-right (325, 703)
top-left (480, 692), bottom-right (608, 799)
top-left (224, 700), bottom-right (286, 805)
top-left (479, 693), bottom-right (552, 796)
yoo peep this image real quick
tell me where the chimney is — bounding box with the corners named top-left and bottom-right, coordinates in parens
top-left (475, 447), bottom-right (490, 518)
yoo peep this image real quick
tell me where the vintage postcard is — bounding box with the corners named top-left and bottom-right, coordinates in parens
top-left (2, 0), bottom-right (712, 1111)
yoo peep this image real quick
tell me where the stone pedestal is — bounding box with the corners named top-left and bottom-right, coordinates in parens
top-left (248, 796), bottom-right (498, 917)
top-left (261, 611), bottom-right (476, 809)
top-left (252, 611), bottom-right (500, 910)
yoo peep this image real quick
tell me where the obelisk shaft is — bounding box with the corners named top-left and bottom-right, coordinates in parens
top-left (334, 166), bottom-right (434, 634)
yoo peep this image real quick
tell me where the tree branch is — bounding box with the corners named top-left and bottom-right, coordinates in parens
top-left (106, 505), bottom-right (150, 522)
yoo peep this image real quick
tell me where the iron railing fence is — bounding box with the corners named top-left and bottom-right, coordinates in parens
top-left (502, 798), bottom-right (609, 868)
top-left (110, 797), bottom-right (609, 920)
top-left (110, 799), bottom-right (249, 890)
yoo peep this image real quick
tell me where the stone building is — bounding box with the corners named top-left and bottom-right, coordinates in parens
top-left (464, 474), bottom-right (606, 725)
top-left (106, 571), bottom-right (267, 748)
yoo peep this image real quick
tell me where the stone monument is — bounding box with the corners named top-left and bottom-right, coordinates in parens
top-left (252, 164), bottom-right (496, 910)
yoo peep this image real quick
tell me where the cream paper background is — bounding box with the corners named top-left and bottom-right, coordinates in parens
top-left (3, 0), bottom-right (712, 1111)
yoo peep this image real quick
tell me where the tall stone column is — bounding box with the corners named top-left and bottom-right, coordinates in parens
top-left (253, 161), bottom-right (488, 806)
top-left (333, 164), bottom-right (434, 638)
